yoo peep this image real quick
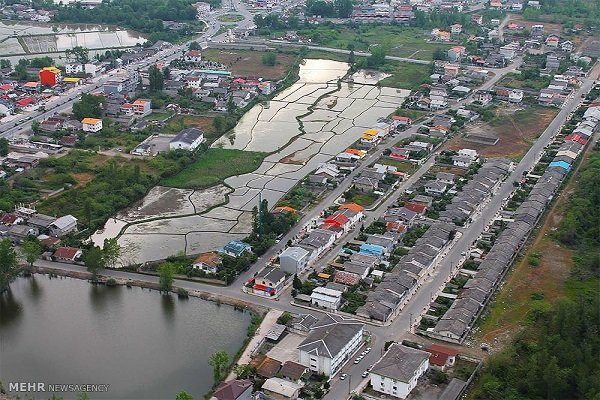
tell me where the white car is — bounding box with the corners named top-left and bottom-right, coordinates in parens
top-left (362, 371), bottom-right (369, 378)
top-left (354, 358), bottom-right (360, 364)
top-left (340, 373), bottom-right (347, 380)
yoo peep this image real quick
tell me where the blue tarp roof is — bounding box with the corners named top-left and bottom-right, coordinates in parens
top-left (549, 160), bottom-right (571, 171)
top-left (359, 243), bottom-right (384, 256)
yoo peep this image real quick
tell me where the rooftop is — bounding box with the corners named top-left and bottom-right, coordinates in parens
top-left (370, 343), bottom-right (430, 383)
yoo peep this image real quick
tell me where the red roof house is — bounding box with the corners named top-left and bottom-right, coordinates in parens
top-left (565, 134), bottom-right (588, 145)
top-left (52, 247), bottom-right (82, 263)
top-left (403, 201), bottom-right (428, 215)
top-left (16, 97), bottom-right (35, 107)
top-left (426, 344), bottom-right (459, 371)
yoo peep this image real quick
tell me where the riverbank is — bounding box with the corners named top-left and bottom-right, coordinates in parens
top-left (34, 265), bottom-right (268, 316)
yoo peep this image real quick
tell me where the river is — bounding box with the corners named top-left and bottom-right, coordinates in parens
top-left (0, 275), bottom-right (252, 399)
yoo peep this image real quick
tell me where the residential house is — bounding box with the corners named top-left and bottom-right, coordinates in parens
top-left (297, 314), bottom-right (364, 377)
top-left (52, 246), bottom-right (82, 263)
top-left (222, 240), bottom-right (252, 257)
top-left (169, 127), bottom-right (205, 151)
top-left (299, 229), bottom-right (336, 260)
top-left (39, 66), bottom-right (62, 86)
top-left (253, 267), bottom-right (286, 296)
top-left (211, 379), bottom-right (253, 400)
top-left (184, 50), bottom-right (202, 63)
top-left (391, 115), bottom-right (412, 129)
top-left (403, 202), bottom-right (427, 215)
top-left (354, 176), bottom-right (378, 193)
top-left (310, 287), bottom-right (343, 310)
top-left (560, 40), bottom-right (574, 52)
top-left (508, 89), bottom-right (524, 103)
top-left (425, 181), bottom-right (448, 196)
top-left (192, 251), bottom-right (222, 274)
top-left (426, 344), bottom-right (459, 372)
top-left (369, 343), bottom-right (430, 399)
top-left (81, 118), bottom-right (103, 133)
top-left (546, 34), bottom-right (560, 47)
top-left (8, 225), bottom-right (38, 243)
top-left (279, 246), bottom-right (310, 275)
top-left (450, 24), bottom-right (462, 35)
top-left (383, 207), bottom-right (418, 226)
top-left (48, 215), bottom-right (77, 237)
top-left (131, 99), bottom-right (152, 116)
top-left (279, 361), bottom-right (310, 384)
top-left (261, 377), bottom-right (303, 400)
top-left (436, 172), bottom-right (456, 185)
top-left (546, 54), bottom-right (561, 70)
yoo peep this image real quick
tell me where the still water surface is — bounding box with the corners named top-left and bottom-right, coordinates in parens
top-left (0, 275), bottom-right (252, 399)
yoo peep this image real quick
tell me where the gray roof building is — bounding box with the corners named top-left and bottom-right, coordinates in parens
top-left (371, 344), bottom-right (430, 383)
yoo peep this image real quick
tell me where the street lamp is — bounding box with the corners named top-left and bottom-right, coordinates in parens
top-left (348, 374), bottom-right (352, 395)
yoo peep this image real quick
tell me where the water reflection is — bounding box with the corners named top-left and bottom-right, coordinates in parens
top-left (26, 276), bottom-right (42, 304)
top-left (161, 294), bottom-right (175, 324)
top-left (89, 283), bottom-right (122, 313)
top-left (0, 288), bottom-right (22, 327)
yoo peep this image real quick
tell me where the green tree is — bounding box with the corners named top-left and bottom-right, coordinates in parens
top-left (0, 59), bottom-right (10, 69)
top-left (189, 41), bottom-right (201, 50)
top-left (31, 120), bottom-right (41, 134)
top-left (0, 138), bottom-right (9, 156)
top-left (348, 50), bottom-right (355, 66)
top-left (208, 351), bottom-right (230, 383)
top-left (261, 52), bottom-right (277, 66)
top-left (163, 66), bottom-right (171, 80)
top-left (293, 274), bottom-right (302, 290)
top-left (65, 46), bottom-right (90, 63)
top-left (233, 364), bottom-right (256, 379)
top-left (0, 239), bottom-right (18, 292)
top-left (366, 46), bottom-right (387, 68)
top-left (21, 239), bottom-right (42, 270)
top-left (334, 0), bottom-right (352, 18)
top-left (175, 391), bottom-right (193, 400)
top-left (102, 238), bottom-right (120, 269)
top-left (84, 246), bottom-right (105, 281)
top-left (149, 64), bottom-right (164, 93)
top-left (159, 262), bottom-right (175, 293)
top-left (72, 93), bottom-right (105, 120)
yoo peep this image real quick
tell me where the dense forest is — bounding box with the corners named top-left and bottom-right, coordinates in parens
top-left (523, 0), bottom-right (600, 27)
top-left (472, 145), bottom-right (600, 400)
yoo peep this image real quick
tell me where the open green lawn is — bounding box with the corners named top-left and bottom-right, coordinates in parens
top-left (216, 14), bottom-right (244, 23)
top-left (379, 61), bottom-right (431, 90)
top-left (378, 158), bottom-right (418, 174)
top-left (281, 26), bottom-right (450, 61)
top-left (351, 192), bottom-right (379, 207)
top-left (161, 148), bottom-right (266, 189)
top-left (145, 111), bottom-right (174, 121)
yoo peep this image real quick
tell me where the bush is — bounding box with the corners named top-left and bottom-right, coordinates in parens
top-left (106, 278), bottom-right (117, 286)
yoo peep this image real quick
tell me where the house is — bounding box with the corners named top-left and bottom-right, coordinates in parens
top-left (458, 148), bottom-right (478, 160)
top-left (297, 314), bottom-right (364, 377)
top-left (450, 24), bottom-right (462, 34)
top-left (508, 89), bottom-right (524, 103)
top-left (447, 46), bottom-right (466, 62)
top-left (8, 225), bottom-right (38, 242)
top-left (222, 240), bottom-right (252, 257)
top-left (39, 66), bottom-right (62, 86)
top-left (436, 172), bottom-right (456, 185)
top-left (560, 40), bottom-right (574, 52)
top-left (253, 267), bottom-right (286, 296)
top-left (334, 270), bottom-right (361, 286)
top-left (261, 377), bottom-right (303, 400)
top-left (546, 54), bottom-right (561, 70)
top-left (169, 127), bottom-right (205, 151)
top-left (28, 213), bottom-right (56, 230)
top-left (131, 99), bottom-right (152, 116)
top-left (354, 176), bottom-right (378, 192)
top-left (314, 162), bottom-right (340, 178)
top-left (299, 230), bottom-right (336, 259)
top-left (310, 287), bottom-right (343, 310)
top-left (52, 246), bottom-right (82, 263)
top-left (308, 174), bottom-right (327, 186)
top-left (369, 343), bottom-right (430, 399)
top-left (280, 361), bottom-right (310, 383)
top-left (192, 251), bottom-right (222, 274)
top-left (403, 202), bottom-right (427, 215)
top-left (184, 50), bottom-right (202, 63)
top-left (279, 246), bottom-right (310, 275)
top-left (426, 344), bottom-right (459, 372)
top-left (383, 207), bottom-right (418, 226)
top-left (48, 215), bottom-right (77, 237)
top-left (425, 181), bottom-right (448, 196)
top-left (391, 116), bottom-right (412, 128)
top-left (81, 117), bottom-right (103, 133)
top-left (211, 379), bottom-right (253, 400)
top-left (0, 214), bottom-right (22, 226)
top-left (546, 34), bottom-right (560, 47)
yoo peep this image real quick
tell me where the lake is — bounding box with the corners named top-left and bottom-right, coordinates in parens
top-left (0, 275), bottom-right (252, 399)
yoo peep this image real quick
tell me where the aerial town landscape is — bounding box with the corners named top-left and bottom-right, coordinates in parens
top-left (0, 0), bottom-right (599, 399)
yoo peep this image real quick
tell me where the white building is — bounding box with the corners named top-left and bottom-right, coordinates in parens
top-left (81, 118), bottom-right (103, 133)
top-left (298, 314), bottom-right (364, 377)
top-left (279, 246), bottom-right (310, 275)
top-left (310, 287), bottom-right (343, 310)
top-left (48, 215), bottom-right (77, 237)
top-left (369, 344), bottom-right (430, 399)
top-left (169, 127), bottom-right (205, 151)
top-left (261, 377), bottom-right (303, 400)
top-left (508, 89), bottom-right (524, 103)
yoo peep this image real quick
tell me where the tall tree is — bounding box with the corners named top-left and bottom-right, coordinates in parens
top-left (233, 364), bottom-right (256, 379)
top-left (102, 238), bottom-right (121, 269)
top-left (0, 138), bottom-right (9, 156)
top-left (334, 0), bottom-right (352, 18)
top-left (208, 351), bottom-right (230, 383)
top-left (84, 246), bottom-right (105, 281)
top-left (159, 262), bottom-right (174, 293)
top-left (148, 64), bottom-right (164, 93)
top-left (21, 239), bottom-right (42, 271)
top-left (66, 46), bottom-right (90, 63)
top-left (0, 239), bottom-right (18, 292)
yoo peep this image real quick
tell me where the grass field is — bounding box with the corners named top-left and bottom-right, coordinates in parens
top-left (145, 111), bottom-right (174, 121)
top-left (274, 26), bottom-right (450, 61)
top-left (161, 114), bottom-right (220, 138)
top-left (379, 61), bottom-right (431, 90)
top-left (448, 105), bottom-right (559, 160)
top-left (202, 49), bottom-right (298, 80)
top-left (216, 14), bottom-right (244, 23)
top-left (497, 72), bottom-right (551, 91)
top-left (161, 148), bottom-right (266, 189)
top-left (378, 157), bottom-right (418, 174)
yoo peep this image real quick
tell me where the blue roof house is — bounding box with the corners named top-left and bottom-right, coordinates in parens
top-left (221, 240), bottom-right (252, 257)
top-left (548, 160), bottom-right (571, 171)
top-left (359, 243), bottom-right (384, 257)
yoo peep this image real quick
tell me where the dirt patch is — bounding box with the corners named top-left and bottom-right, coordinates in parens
top-left (279, 152), bottom-right (305, 165)
top-left (508, 15), bottom-right (563, 36)
top-left (71, 172), bottom-right (95, 188)
top-left (203, 49), bottom-right (297, 81)
top-left (447, 105), bottom-right (558, 159)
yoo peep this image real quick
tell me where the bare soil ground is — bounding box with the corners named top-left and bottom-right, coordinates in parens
top-left (508, 15), bottom-right (563, 35)
top-left (447, 105), bottom-right (558, 160)
top-left (202, 49), bottom-right (297, 81)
